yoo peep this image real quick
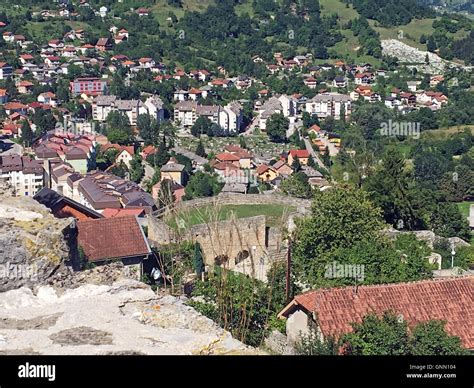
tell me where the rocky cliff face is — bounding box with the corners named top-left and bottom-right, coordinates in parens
top-left (0, 182), bottom-right (71, 292)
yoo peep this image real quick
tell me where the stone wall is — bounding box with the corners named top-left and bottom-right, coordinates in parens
top-left (155, 193), bottom-right (312, 217)
top-left (185, 215), bottom-right (267, 271)
top-left (148, 213), bottom-right (287, 281)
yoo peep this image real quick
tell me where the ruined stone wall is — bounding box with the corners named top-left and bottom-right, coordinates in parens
top-left (184, 216), bottom-right (267, 271)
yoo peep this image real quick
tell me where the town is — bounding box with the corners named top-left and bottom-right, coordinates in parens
top-left (0, 0), bottom-right (472, 361)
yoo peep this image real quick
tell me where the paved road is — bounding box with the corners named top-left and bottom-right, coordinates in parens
top-left (303, 138), bottom-right (326, 169)
top-left (0, 139), bottom-right (23, 156)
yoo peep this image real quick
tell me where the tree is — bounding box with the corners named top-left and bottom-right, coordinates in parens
top-left (137, 114), bottom-right (159, 145)
top-left (20, 120), bottom-right (34, 147)
top-left (364, 147), bottom-right (425, 230)
top-left (295, 330), bottom-right (338, 355)
top-left (129, 155), bottom-right (145, 183)
top-left (192, 242), bottom-right (204, 276)
top-left (322, 146), bottom-right (331, 168)
top-left (429, 202), bottom-right (471, 241)
top-left (410, 320), bottom-right (469, 355)
top-left (191, 116), bottom-right (212, 137)
top-left (341, 312), bottom-right (468, 355)
top-left (105, 111), bottom-right (133, 145)
top-left (291, 156), bottom-right (301, 172)
top-left (341, 312), bottom-right (414, 355)
top-left (427, 35), bottom-right (437, 52)
top-left (292, 186), bottom-right (385, 285)
top-left (280, 172), bottom-right (312, 199)
top-left (184, 172), bottom-right (223, 199)
top-left (266, 113), bottom-right (288, 143)
top-left (195, 139), bottom-right (207, 157)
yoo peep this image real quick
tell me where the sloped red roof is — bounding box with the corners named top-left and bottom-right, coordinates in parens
top-left (256, 164), bottom-right (275, 175)
top-left (289, 149), bottom-right (310, 158)
top-left (216, 152), bottom-right (239, 162)
top-left (77, 216), bottom-right (150, 262)
top-left (279, 277), bottom-right (474, 349)
top-left (224, 144), bottom-right (244, 153)
top-left (102, 208), bottom-right (145, 218)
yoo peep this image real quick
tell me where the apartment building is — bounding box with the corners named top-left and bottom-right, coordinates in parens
top-left (92, 95), bottom-right (164, 125)
top-left (174, 101), bottom-right (243, 132)
top-left (304, 93), bottom-right (351, 120)
top-left (76, 171), bottom-right (155, 213)
top-left (0, 154), bottom-right (44, 196)
top-left (70, 77), bottom-right (107, 96)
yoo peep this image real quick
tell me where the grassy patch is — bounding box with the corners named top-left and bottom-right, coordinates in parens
top-left (166, 203), bottom-right (295, 229)
top-left (151, 0), bottom-right (214, 26)
top-left (235, 0), bottom-right (254, 17)
top-left (421, 125), bottom-right (474, 140)
top-left (457, 201), bottom-right (473, 220)
top-left (320, 0), bottom-right (359, 25)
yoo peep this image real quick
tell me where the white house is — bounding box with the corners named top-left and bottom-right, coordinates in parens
top-left (37, 92), bottom-right (58, 106)
top-left (305, 93), bottom-right (351, 120)
top-left (99, 6), bottom-right (108, 18)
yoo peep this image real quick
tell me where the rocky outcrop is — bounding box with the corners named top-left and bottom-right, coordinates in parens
top-left (381, 39), bottom-right (470, 73)
top-left (0, 280), bottom-right (260, 355)
top-left (384, 228), bottom-right (471, 250)
top-left (0, 181), bottom-right (72, 292)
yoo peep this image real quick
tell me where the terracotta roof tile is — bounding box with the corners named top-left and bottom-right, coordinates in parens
top-left (280, 277), bottom-right (474, 349)
top-left (77, 216), bottom-right (150, 262)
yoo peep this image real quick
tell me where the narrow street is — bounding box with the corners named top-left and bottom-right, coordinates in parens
top-left (303, 138), bottom-right (326, 169)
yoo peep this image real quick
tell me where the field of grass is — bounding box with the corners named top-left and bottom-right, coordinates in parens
top-left (421, 125), bottom-right (474, 140)
top-left (457, 201), bottom-right (473, 220)
top-left (320, 0), bottom-right (359, 25)
top-left (151, 0), bottom-right (214, 26)
top-left (166, 203), bottom-right (295, 229)
top-left (328, 29), bottom-right (382, 67)
top-left (235, 0), bottom-right (254, 17)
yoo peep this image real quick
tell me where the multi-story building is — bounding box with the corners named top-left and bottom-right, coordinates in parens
top-left (75, 171), bottom-right (156, 214)
top-left (70, 77), bottom-right (107, 96)
top-left (92, 95), bottom-right (164, 126)
top-left (0, 62), bottom-right (13, 80)
top-left (34, 133), bottom-right (95, 175)
top-left (0, 154), bottom-right (44, 196)
top-left (304, 93), bottom-right (351, 120)
top-left (174, 101), bottom-right (243, 132)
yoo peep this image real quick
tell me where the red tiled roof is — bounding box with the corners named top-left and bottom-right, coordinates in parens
top-left (5, 102), bottom-right (27, 110)
top-left (215, 152), bottom-right (239, 162)
top-left (213, 161), bottom-right (239, 171)
top-left (77, 216), bottom-right (150, 262)
top-left (141, 145), bottom-right (156, 157)
top-left (279, 277), bottom-right (474, 349)
top-left (102, 208), bottom-right (145, 218)
top-left (256, 164), bottom-right (274, 175)
top-left (224, 144), bottom-right (244, 153)
top-left (289, 149), bottom-right (310, 158)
